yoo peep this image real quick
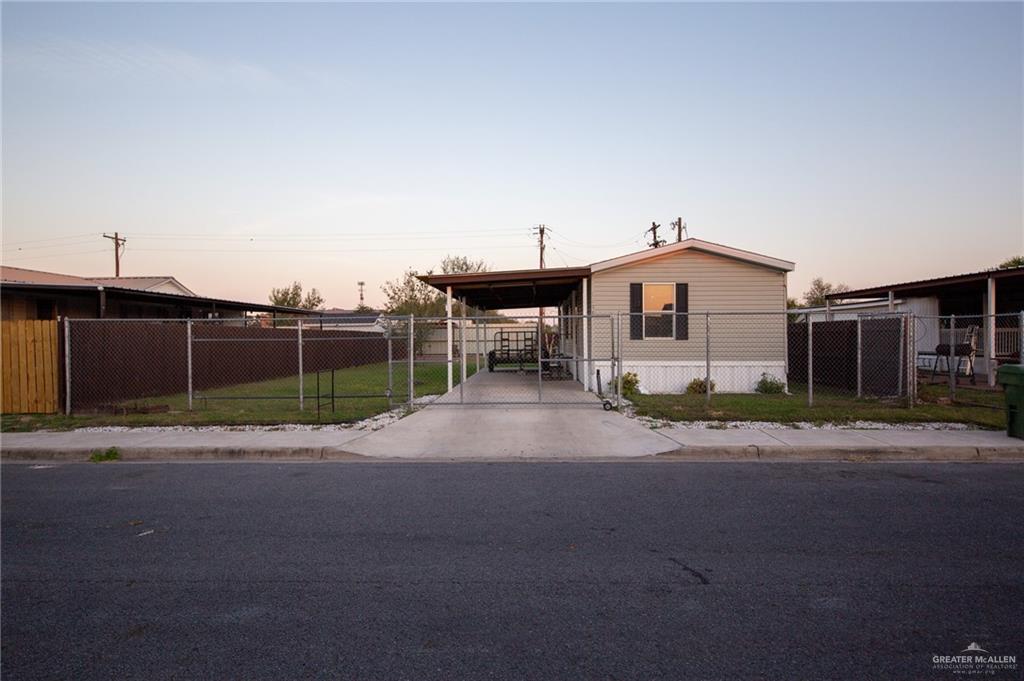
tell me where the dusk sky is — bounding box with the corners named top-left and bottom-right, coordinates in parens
top-left (2, 2), bottom-right (1022, 309)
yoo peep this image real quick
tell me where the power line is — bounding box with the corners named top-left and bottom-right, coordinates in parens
top-left (2, 248), bottom-right (109, 262)
top-left (544, 227), bottom-right (647, 249)
top-left (2, 232), bottom-right (98, 247)
top-left (2, 236), bottom-right (99, 252)
top-left (128, 244), bottom-right (536, 254)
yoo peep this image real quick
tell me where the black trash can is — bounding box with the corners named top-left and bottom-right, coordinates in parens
top-left (996, 365), bottom-right (1024, 440)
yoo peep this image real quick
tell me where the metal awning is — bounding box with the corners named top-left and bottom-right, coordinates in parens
top-left (418, 267), bottom-right (591, 309)
top-left (828, 267), bottom-right (1024, 301)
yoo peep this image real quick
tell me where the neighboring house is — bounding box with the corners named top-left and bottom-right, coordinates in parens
top-left (314, 308), bottom-right (386, 332)
top-left (420, 238), bottom-right (794, 393)
top-left (811, 266), bottom-right (1024, 384)
top-left (0, 265), bottom-right (312, 320)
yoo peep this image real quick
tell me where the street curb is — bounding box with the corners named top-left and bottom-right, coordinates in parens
top-left (0, 447), bottom-right (371, 462)
top-left (657, 445), bottom-right (1024, 462)
top-left (3, 444), bottom-right (1024, 463)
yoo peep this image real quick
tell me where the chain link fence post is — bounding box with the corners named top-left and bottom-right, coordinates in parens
top-left (616, 313), bottom-right (623, 410)
top-left (298, 318), bottom-right (304, 411)
top-left (537, 316), bottom-right (543, 403)
top-left (856, 315), bottom-right (862, 398)
top-left (63, 317), bottom-right (72, 413)
top-left (1019, 311), bottom-right (1024, 366)
top-left (407, 314), bottom-right (415, 411)
top-left (187, 319), bottom-right (193, 411)
top-left (907, 313), bottom-right (915, 408)
top-left (386, 320), bottom-right (393, 409)
top-left (948, 313), bottom-right (956, 401)
top-left (459, 317), bottom-right (465, 405)
top-left (705, 312), bottom-right (711, 406)
top-left (807, 316), bottom-right (814, 407)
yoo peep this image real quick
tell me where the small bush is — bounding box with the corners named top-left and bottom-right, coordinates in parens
top-left (755, 373), bottom-right (786, 394)
top-left (686, 377), bottom-right (715, 394)
top-left (89, 447), bottom-right (120, 463)
top-left (617, 372), bottom-right (640, 398)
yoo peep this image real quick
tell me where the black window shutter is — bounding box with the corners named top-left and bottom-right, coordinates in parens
top-left (629, 283), bottom-right (643, 340)
top-left (675, 283), bottom-right (689, 340)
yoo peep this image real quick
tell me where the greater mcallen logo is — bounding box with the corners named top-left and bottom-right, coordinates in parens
top-left (932, 642), bottom-right (1018, 676)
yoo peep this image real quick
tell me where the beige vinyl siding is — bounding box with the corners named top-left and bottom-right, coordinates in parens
top-left (590, 249), bottom-right (787, 362)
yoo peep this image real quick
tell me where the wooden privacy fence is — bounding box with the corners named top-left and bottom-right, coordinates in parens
top-left (1, 320), bottom-right (60, 414)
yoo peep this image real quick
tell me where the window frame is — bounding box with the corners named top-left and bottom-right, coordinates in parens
top-left (641, 282), bottom-right (675, 340)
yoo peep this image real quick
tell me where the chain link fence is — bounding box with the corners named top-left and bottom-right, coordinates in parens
top-left (64, 316), bottom-right (408, 422)
top-left (914, 312), bottom-right (1023, 405)
top-left (58, 310), bottom-right (1021, 421)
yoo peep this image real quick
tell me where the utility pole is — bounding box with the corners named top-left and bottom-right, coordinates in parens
top-left (532, 224), bottom-right (546, 269)
top-left (533, 224), bottom-right (547, 323)
top-left (102, 232), bottom-right (126, 277)
top-left (357, 281), bottom-right (366, 308)
top-left (672, 217), bottom-right (687, 242)
top-left (646, 222), bottom-right (665, 249)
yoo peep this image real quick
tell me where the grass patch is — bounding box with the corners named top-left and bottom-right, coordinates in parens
top-left (2, 361), bottom-right (477, 432)
top-left (631, 383), bottom-right (1006, 429)
top-left (89, 447), bottom-right (121, 462)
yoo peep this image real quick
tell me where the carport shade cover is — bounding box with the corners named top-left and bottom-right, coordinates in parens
top-left (418, 267), bottom-right (591, 310)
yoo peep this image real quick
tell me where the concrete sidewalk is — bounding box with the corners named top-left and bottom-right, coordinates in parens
top-left (2, 419), bottom-right (1023, 462)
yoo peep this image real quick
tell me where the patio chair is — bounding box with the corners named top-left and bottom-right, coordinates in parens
top-left (931, 325), bottom-right (979, 385)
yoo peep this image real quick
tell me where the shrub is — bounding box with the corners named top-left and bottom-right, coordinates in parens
top-left (89, 447), bottom-right (121, 463)
top-left (686, 377), bottom-right (715, 394)
top-left (755, 373), bottom-right (786, 394)
top-left (613, 372), bottom-right (640, 398)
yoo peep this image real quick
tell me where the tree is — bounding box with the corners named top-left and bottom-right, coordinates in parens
top-left (269, 281), bottom-right (325, 310)
top-left (802, 277), bottom-right (850, 307)
top-left (440, 255), bottom-right (488, 275)
top-left (381, 255), bottom-right (496, 356)
top-left (998, 256), bottom-right (1024, 269)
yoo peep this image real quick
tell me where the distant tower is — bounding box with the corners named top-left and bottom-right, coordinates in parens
top-left (357, 281), bottom-right (366, 308)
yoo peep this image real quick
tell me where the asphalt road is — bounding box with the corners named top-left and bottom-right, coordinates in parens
top-left (2, 462), bottom-right (1022, 681)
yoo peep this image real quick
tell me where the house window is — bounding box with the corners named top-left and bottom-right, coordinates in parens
top-left (643, 283), bottom-right (674, 338)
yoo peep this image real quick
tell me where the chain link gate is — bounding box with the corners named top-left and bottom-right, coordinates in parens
top-left (390, 314), bottom-right (619, 409)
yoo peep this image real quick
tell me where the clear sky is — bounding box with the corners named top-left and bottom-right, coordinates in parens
top-left (2, 2), bottom-right (1022, 309)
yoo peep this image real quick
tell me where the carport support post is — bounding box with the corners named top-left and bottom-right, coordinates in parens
top-left (807, 317), bottom-right (814, 407)
top-left (856, 316), bottom-right (862, 398)
top-left (187, 319), bottom-right (194, 411)
top-left (446, 286), bottom-right (453, 392)
top-left (298, 319), bottom-right (304, 411)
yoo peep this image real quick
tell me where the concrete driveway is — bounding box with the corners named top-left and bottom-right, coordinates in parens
top-left (432, 370), bottom-right (610, 405)
top-left (344, 373), bottom-right (674, 458)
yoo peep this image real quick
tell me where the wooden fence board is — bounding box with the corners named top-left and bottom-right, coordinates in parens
top-left (1, 320), bottom-right (59, 414)
top-left (1, 323), bottom-right (12, 413)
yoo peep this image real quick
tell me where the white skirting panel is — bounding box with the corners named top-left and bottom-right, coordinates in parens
top-left (589, 361), bottom-right (787, 394)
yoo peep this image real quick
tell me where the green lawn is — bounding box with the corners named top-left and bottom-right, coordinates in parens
top-left (2, 361), bottom-right (476, 432)
top-left (630, 383), bottom-right (1006, 429)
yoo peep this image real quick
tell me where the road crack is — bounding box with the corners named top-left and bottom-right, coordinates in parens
top-left (667, 556), bottom-right (710, 585)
